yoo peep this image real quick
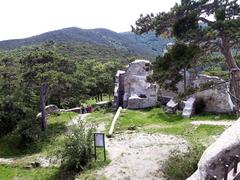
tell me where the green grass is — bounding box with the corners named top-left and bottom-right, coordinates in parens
top-left (0, 112), bottom-right (77, 158)
top-left (0, 108), bottom-right (235, 179)
top-left (76, 148), bottom-right (110, 180)
top-left (114, 108), bottom-right (232, 146)
top-left (85, 109), bottom-right (114, 133)
top-left (82, 96), bottom-right (113, 106)
top-left (0, 112), bottom-right (111, 180)
top-left (191, 112), bottom-right (236, 121)
top-left (116, 108), bottom-right (185, 131)
top-left (0, 165), bottom-right (58, 180)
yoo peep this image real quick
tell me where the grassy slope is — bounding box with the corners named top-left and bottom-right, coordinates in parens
top-left (0, 108), bottom-right (236, 179)
top-left (83, 107), bottom-right (236, 147)
top-left (0, 165), bottom-right (58, 180)
top-left (0, 112), bottom-right (77, 158)
top-left (114, 108), bottom-right (236, 146)
top-left (0, 111), bottom-right (111, 180)
top-left (82, 108), bottom-right (235, 179)
top-left (0, 112), bottom-right (77, 180)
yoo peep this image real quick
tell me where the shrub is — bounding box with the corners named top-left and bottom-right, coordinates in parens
top-left (61, 121), bottom-right (96, 171)
top-left (0, 101), bottom-right (26, 136)
top-left (162, 145), bottom-right (204, 180)
top-left (16, 117), bottom-right (41, 148)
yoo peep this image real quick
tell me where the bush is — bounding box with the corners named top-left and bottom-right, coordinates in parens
top-left (61, 121), bottom-right (96, 171)
top-left (16, 118), bottom-right (41, 148)
top-left (163, 145), bottom-right (204, 180)
top-left (0, 101), bottom-right (26, 136)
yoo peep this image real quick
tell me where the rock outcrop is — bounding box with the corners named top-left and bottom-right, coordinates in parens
top-left (177, 73), bottom-right (234, 114)
top-left (193, 74), bottom-right (234, 113)
top-left (37, 104), bottom-right (59, 118)
top-left (114, 60), bottom-right (158, 109)
top-left (187, 118), bottom-right (240, 180)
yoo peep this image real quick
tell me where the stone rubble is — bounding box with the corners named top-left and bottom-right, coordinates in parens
top-left (166, 99), bottom-right (178, 113)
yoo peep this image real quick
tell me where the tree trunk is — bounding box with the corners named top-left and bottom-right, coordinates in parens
top-left (40, 84), bottom-right (48, 131)
top-left (183, 68), bottom-right (187, 94)
top-left (220, 34), bottom-right (240, 115)
top-left (100, 94), bottom-right (103, 101)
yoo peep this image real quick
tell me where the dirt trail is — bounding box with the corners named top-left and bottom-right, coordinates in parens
top-left (97, 132), bottom-right (188, 180)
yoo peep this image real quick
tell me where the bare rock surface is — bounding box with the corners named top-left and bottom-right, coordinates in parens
top-left (191, 120), bottom-right (235, 126)
top-left (187, 118), bottom-right (240, 180)
top-left (97, 132), bottom-right (188, 180)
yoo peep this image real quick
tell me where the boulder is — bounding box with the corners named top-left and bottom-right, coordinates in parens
top-left (195, 88), bottom-right (234, 114)
top-left (36, 104), bottom-right (59, 118)
top-left (45, 104), bottom-right (59, 114)
top-left (182, 97), bottom-right (195, 118)
top-left (166, 99), bottom-right (178, 113)
top-left (187, 118), bottom-right (240, 180)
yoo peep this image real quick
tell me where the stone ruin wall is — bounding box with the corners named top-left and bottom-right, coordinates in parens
top-left (114, 60), bottom-right (158, 109)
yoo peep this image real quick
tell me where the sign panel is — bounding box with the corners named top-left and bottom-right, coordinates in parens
top-left (95, 133), bottom-right (104, 147)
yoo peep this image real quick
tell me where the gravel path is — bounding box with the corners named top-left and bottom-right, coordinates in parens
top-left (191, 120), bottom-right (235, 126)
top-left (97, 132), bottom-right (188, 180)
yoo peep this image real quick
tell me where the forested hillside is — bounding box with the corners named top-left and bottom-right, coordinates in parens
top-left (0, 42), bottom-right (137, 63)
top-left (0, 27), bottom-right (170, 59)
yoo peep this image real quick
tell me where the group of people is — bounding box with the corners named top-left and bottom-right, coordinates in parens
top-left (81, 105), bottom-right (93, 114)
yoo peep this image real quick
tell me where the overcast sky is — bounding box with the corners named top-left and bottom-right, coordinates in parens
top-left (0, 0), bottom-right (180, 41)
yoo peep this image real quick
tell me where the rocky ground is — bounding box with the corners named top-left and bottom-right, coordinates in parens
top-left (96, 132), bottom-right (188, 180)
top-left (191, 120), bottom-right (235, 126)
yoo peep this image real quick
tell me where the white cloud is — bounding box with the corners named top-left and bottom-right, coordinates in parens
top-left (0, 0), bottom-right (180, 40)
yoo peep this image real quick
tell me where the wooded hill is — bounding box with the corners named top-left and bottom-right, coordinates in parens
top-left (0, 27), bottom-right (171, 60)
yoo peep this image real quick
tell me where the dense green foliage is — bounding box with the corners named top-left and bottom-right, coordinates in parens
top-left (0, 112), bottom-right (76, 158)
top-left (149, 43), bottom-right (201, 92)
top-left (21, 45), bottom-right (76, 130)
top-left (0, 41), bottom-right (124, 136)
top-left (61, 122), bottom-right (95, 171)
top-left (133, 0), bottom-right (240, 113)
top-left (0, 42), bottom-right (136, 63)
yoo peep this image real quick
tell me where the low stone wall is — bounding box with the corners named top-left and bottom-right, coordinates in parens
top-left (128, 96), bottom-right (157, 109)
top-left (187, 118), bottom-right (240, 180)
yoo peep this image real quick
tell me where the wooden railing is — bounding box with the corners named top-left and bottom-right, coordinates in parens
top-left (210, 155), bottom-right (240, 180)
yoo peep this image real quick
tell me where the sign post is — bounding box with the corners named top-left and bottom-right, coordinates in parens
top-left (93, 132), bottom-right (106, 161)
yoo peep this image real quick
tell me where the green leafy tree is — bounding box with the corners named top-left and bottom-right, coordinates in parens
top-left (20, 48), bottom-right (75, 131)
top-left (150, 43), bottom-right (201, 92)
top-left (133, 0), bottom-right (240, 114)
top-left (0, 57), bottom-right (24, 135)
